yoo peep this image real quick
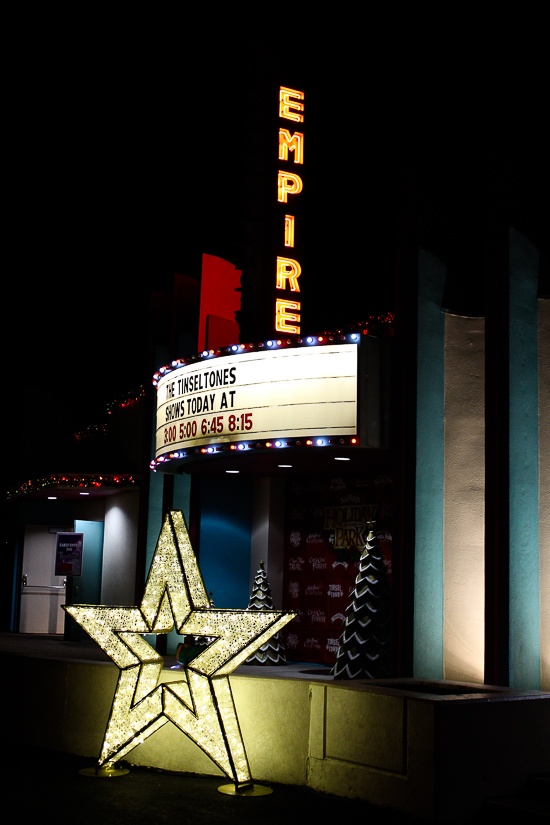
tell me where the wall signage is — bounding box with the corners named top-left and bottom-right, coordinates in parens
top-left (155, 342), bottom-right (358, 458)
top-left (55, 533), bottom-right (84, 577)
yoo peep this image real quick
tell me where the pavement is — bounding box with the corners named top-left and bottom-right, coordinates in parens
top-left (7, 746), bottom-right (433, 825)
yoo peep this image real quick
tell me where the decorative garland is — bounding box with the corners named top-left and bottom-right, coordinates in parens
top-left (106, 386), bottom-right (146, 415)
top-left (8, 474), bottom-right (138, 502)
top-left (74, 386), bottom-right (146, 440)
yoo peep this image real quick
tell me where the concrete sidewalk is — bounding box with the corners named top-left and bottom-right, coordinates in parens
top-left (8, 747), bottom-right (432, 825)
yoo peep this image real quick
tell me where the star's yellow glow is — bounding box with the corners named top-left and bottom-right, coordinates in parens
top-left (64, 510), bottom-right (295, 787)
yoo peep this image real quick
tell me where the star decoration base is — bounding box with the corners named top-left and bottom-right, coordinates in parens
top-left (78, 765), bottom-right (130, 777)
top-left (218, 783), bottom-right (273, 796)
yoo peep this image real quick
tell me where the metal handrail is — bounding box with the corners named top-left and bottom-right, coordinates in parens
top-left (22, 575), bottom-right (66, 591)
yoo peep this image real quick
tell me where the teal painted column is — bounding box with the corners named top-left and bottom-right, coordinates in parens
top-left (509, 227), bottom-right (540, 688)
top-left (199, 474), bottom-right (253, 610)
top-left (173, 473), bottom-right (192, 523)
top-left (413, 249), bottom-right (445, 678)
top-left (67, 520), bottom-right (105, 641)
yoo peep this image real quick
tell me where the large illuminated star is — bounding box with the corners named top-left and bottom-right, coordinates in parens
top-left (64, 510), bottom-right (295, 788)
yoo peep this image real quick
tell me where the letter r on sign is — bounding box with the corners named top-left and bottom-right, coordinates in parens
top-left (276, 257), bottom-right (301, 291)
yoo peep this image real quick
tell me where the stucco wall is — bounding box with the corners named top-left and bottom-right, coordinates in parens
top-left (3, 654), bottom-right (548, 823)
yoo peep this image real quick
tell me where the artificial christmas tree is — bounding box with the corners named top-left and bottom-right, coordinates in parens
top-left (245, 561), bottom-right (287, 665)
top-left (332, 530), bottom-right (391, 679)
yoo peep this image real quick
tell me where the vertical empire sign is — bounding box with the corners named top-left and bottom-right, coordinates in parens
top-left (276, 86), bottom-right (304, 336)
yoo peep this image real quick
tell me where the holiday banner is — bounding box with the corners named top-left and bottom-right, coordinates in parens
top-left (282, 473), bottom-right (392, 664)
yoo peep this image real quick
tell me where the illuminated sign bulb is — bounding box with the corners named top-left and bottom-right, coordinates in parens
top-left (279, 86), bottom-right (304, 122)
top-left (276, 257), bottom-right (301, 292)
top-left (276, 300), bottom-right (300, 335)
top-left (279, 129), bottom-right (304, 164)
top-left (277, 171), bottom-right (303, 204)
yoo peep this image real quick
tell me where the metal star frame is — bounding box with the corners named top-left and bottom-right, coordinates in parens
top-left (64, 510), bottom-right (295, 789)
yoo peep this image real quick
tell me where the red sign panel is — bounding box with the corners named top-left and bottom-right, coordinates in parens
top-left (281, 472), bottom-right (393, 664)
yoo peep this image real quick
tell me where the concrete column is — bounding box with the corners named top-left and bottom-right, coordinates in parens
top-left (443, 314), bottom-right (485, 683)
top-left (102, 490), bottom-right (139, 605)
top-left (250, 477), bottom-right (286, 609)
top-left (538, 297), bottom-right (549, 690)
top-left (509, 228), bottom-right (540, 688)
top-left (414, 249), bottom-right (445, 678)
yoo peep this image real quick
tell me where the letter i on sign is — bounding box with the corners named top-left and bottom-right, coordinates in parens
top-left (276, 86), bottom-right (304, 336)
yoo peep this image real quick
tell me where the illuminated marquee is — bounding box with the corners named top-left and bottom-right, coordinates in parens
top-left (155, 342), bottom-right (358, 457)
top-left (64, 510), bottom-right (295, 789)
top-left (277, 86), bottom-right (304, 335)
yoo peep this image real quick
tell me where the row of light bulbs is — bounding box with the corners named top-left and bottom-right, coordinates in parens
top-left (151, 436), bottom-right (359, 470)
top-left (152, 333), bottom-right (362, 387)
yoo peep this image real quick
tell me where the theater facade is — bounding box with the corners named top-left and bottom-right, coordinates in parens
top-left (7, 81), bottom-right (549, 696)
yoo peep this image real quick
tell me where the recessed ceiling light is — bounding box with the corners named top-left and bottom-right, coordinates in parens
top-left (48, 496), bottom-right (57, 500)
top-left (334, 457), bottom-right (350, 461)
top-left (278, 464), bottom-right (292, 468)
top-left (226, 470), bottom-right (239, 474)
top-left (80, 492), bottom-right (90, 495)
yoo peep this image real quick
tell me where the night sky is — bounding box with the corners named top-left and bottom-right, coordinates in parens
top-left (10, 28), bottom-right (546, 487)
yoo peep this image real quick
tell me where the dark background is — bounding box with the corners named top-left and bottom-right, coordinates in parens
top-left (8, 23), bottom-right (546, 489)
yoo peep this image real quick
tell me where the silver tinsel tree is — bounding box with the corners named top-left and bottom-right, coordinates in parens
top-left (245, 560), bottom-right (287, 665)
top-left (332, 531), bottom-right (391, 679)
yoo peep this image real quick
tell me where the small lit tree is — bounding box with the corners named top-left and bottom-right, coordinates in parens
top-left (245, 561), bottom-right (287, 665)
top-left (332, 531), bottom-right (391, 679)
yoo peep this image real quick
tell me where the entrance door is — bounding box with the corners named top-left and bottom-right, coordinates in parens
top-left (64, 520), bottom-right (104, 641)
top-left (19, 525), bottom-right (67, 634)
